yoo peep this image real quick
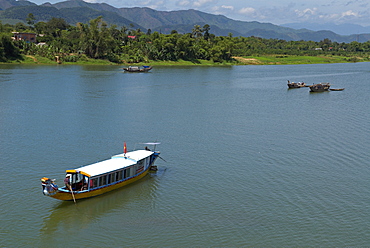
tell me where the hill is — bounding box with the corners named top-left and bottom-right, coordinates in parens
top-left (0, 0), bottom-right (35, 9)
top-left (0, 4), bottom-right (144, 29)
top-left (282, 22), bottom-right (370, 36)
top-left (0, 0), bottom-right (369, 42)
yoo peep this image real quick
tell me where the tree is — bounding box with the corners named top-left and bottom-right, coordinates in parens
top-left (15, 22), bottom-right (28, 32)
top-left (203, 24), bottom-right (210, 40)
top-left (192, 25), bottom-right (203, 39)
top-left (0, 33), bottom-right (21, 61)
top-left (26, 13), bottom-right (36, 28)
top-left (47, 18), bottom-right (69, 37)
top-left (78, 16), bottom-right (116, 59)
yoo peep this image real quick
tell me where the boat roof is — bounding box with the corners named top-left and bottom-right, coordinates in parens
top-left (66, 150), bottom-right (153, 178)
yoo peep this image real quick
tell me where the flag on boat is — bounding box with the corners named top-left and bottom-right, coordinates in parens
top-left (124, 142), bottom-right (127, 154)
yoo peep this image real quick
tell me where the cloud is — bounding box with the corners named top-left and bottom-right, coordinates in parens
top-left (135, 0), bottom-right (166, 9)
top-left (221, 5), bottom-right (234, 11)
top-left (317, 9), bottom-right (362, 23)
top-left (177, 0), bottom-right (191, 7)
top-left (295, 8), bottom-right (317, 18)
top-left (341, 9), bottom-right (360, 17)
top-left (238, 7), bottom-right (256, 15)
top-left (175, 0), bottom-right (217, 8)
top-left (193, 0), bottom-right (215, 7)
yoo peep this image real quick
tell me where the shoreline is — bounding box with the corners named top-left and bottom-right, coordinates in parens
top-left (1, 55), bottom-right (369, 66)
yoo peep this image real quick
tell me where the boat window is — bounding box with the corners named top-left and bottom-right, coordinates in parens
top-left (73, 173), bottom-right (84, 183)
top-left (125, 168), bottom-right (131, 178)
top-left (116, 170), bottom-right (122, 181)
top-left (110, 172), bottom-right (116, 183)
top-left (107, 174), bottom-right (111, 184)
top-left (100, 175), bottom-right (107, 186)
top-left (91, 178), bottom-right (98, 188)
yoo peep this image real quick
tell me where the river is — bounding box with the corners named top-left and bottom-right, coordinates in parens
top-left (1, 63), bottom-right (369, 247)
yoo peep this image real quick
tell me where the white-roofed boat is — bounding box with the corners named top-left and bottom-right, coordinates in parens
top-left (41, 143), bottom-right (160, 201)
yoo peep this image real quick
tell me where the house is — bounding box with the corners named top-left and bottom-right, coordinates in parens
top-left (12, 32), bottom-right (37, 43)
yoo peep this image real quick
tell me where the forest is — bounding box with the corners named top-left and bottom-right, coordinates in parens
top-left (1, 15), bottom-right (370, 63)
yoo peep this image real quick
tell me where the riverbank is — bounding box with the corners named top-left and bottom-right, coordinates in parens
top-left (2, 54), bottom-right (369, 66)
top-left (233, 55), bottom-right (369, 65)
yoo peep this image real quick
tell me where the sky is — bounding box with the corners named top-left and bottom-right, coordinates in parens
top-left (30, 0), bottom-right (370, 26)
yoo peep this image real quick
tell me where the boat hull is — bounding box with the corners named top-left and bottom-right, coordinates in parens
top-left (309, 83), bottom-right (330, 92)
top-left (123, 66), bottom-right (152, 72)
top-left (50, 165), bottom-right (152, 201)
top-left (287, 83), bottom-right (306, 88)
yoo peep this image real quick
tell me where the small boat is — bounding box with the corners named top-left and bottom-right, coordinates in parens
top-left (309, 83), bottom-right (331, 92)
top-left (287, 80), bottom-right (306, 88)
top-left (41, 143), bottom-right (160, 201)
top-left (330, 88), bottom-right (345, 91)
top-left (123, 66), bottom-right (152, 72)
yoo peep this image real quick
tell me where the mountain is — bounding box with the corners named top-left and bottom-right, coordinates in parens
top-left (282, 22), bottom-right (370, 36)
top-left (0, 4), bottom-right (145, 29)
top-left (58, 7), bottom-right (143, 29)
top-left (0, 0), bottom-right (36, 10)
top-left (43, 0), bottom-right (120, 14)
top-left (0, 0), bottom-right (369, 42)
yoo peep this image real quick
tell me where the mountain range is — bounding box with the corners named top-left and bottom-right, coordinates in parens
top-left (281, 23), bottom-right (370, 36)
top-left (1, 0), bottom-right (370, 43)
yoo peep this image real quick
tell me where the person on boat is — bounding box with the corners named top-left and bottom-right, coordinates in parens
top-left (145, 146), bottom-right (151, 151)
top-left (81, 178), bottom-right (88, 191)
top-left (64, 175), bottom-right (71, 190)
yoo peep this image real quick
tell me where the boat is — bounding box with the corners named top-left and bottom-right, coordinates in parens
top-left (123, 66), bottom-right (152, 72)
top-left (41, 143), bottom-right (160, 201)
top-left (330, 88), bottom-right (345, 91)
top-left (287, 80), bottom-right (306, 88)
top-left (309, 83), bottom-right (331, 92)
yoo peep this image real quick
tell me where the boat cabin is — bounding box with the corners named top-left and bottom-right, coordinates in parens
top-left (63, 150), bottom-right (155, 192)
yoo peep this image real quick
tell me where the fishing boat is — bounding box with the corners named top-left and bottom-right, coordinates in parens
top-left (309, 83), bottom-right (331, 92)
top-left (123, 66), bottom-right (152, 72)
top-left (330, 88), bottom-right (345, 91)
top-left (287, 80), bottom-right (306, 88)
top-left (41, 143), bottom-right (160, 201)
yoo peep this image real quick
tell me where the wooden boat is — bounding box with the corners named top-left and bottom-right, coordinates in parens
top-left (41, 143), bottom-right (160, 201)
top-left (287, 80), bottom-right (306, 88)
top-left (309, 83), bottom-right (330, 92)
top-left (123, 66), bottom-right (152, 72)
top-left (330, 88), bottom-right (345, 91)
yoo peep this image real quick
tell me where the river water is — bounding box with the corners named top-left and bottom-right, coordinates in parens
top-left (1, 63), bottom-right (369, 247)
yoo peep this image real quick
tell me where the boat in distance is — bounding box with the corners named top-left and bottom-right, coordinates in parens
top-left (123, 66), bottom-right (152, 72)
top-left (287, 80), bottom-right (307, 88)
top-left (309, 83), bottom-right (331, 92)
top-left (41, 143), bottom-right (160, 201)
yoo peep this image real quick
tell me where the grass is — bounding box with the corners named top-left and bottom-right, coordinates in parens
top-left (3, 54), bottom-right (369, 66)
top-left (234, 55), bottom-right (370, 65)
top-left (126, 59), bottom-right (236, 66)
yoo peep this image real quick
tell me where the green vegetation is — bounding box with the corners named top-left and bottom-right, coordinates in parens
top-left (1, 16), bottom-right (370, 65)
top-left (234, 55), bottom-right (364, 65)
